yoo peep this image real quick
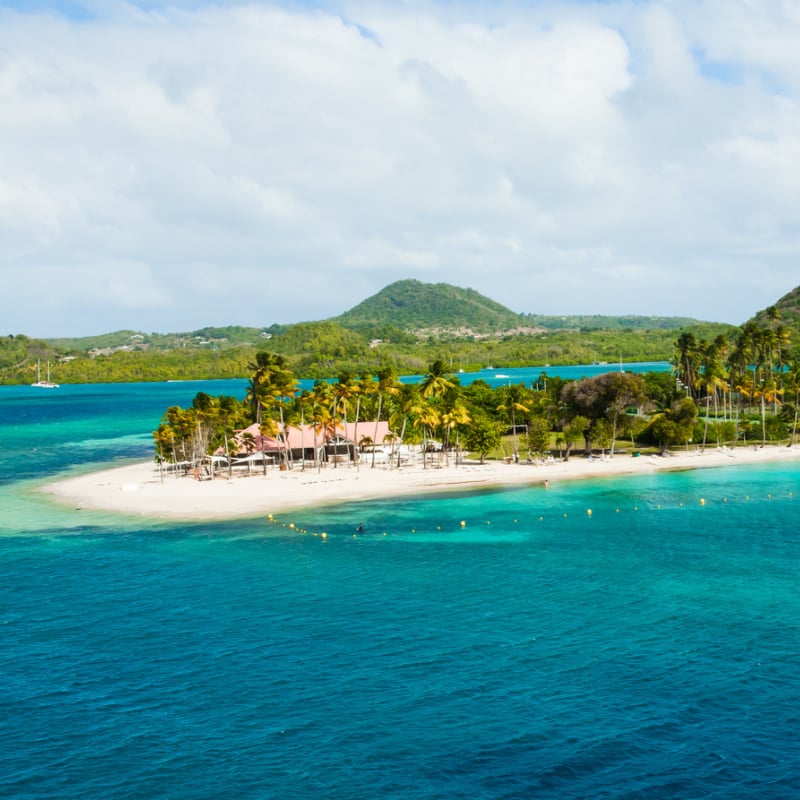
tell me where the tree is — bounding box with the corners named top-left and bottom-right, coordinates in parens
top-left (416, 405), bottom-right (441, 468)
top-left (420, 359), bottom-right (455, 400)
top-left (391, 383), bottom-right (422, 468)
top-left (371, 364), bottom-right (398, 468)
top-left (560, 372), bottom-right (647, 455)
top-left (561, 415), bottom-right (589, 461)
top-left (309, 382), bottom-right (335, 472)
top-left (646, 397), bottom-right (698, 453)
top-left (463, 413), bottom-right (504, 464)
top-left (440, 399), bottom-right (471, 466)
top-left (332, 373), bottom-right (359, 468)
top-left (496, 384), bottom-right (531, 462)
top-left (673, 332), bottom-right (701, 399)
top-left (526, 416), bottom-right (551, 459)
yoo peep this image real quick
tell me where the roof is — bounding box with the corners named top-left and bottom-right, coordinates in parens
top-left (220, 420), bottom-right (396, 455)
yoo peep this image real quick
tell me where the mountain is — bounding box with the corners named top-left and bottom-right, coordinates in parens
top-left (335, 279), bottom-right (527, 334)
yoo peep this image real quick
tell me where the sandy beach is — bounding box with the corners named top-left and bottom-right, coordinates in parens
top-left (42, 444), bottom-right (800, 522)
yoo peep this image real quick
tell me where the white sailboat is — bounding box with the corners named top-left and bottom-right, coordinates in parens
top-left (32, 359), bottom-right (59, 389)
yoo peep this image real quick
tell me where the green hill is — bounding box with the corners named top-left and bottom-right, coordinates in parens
top-left (336, 279), bottom-right (713, 334)
top-left (750, 285), bottom-right (800, 332)
top-left (335, 279), bottom-right (526, 333)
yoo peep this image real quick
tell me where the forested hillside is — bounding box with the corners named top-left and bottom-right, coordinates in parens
top-left (335, 279), bottom-right (527, 333)
top-left (750, 286), bottom-right (800, 331)
top-left (6, 278), bottom-right (795, 385)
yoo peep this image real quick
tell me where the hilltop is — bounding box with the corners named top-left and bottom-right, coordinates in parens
top-left (335, 279), bottom-right (527, 334)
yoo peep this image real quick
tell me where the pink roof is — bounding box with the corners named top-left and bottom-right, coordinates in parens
top-left (221, 420), bottom-right (395, 455)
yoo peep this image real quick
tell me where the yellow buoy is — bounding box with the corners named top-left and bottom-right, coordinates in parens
top-left (587, 509), bottom-right (592, 516)
top-left (699, 498), bottom-right (705, 506)
top-left (289, 523), bottom-right (295, 529)
top-left (460, 521), bottom-right (466, 527)
top-left (321, 532), bottom-right (327, 539)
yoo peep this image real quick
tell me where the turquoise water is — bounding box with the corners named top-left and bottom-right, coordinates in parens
top-left (2, 377), bottom-right (799, 798)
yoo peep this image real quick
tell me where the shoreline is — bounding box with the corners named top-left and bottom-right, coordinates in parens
top-left (41, 445), bottom-right (800, 522)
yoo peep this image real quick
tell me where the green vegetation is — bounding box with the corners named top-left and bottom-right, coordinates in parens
top-left (154, 312), bottom-right (800, 472)
top-left (750, 288), bottom-right (800, 332)
top-left (336, 278), bottom-right (526, 332)
top-left (4, 279), bottom-right (800, 386)
top-left (519, 314), bottom-right (707, 331)
top-left (0, 322), bottom-right (733, 385)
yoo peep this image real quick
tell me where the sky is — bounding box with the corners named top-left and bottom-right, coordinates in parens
top-left (2, 0), bottom-right (799, 337)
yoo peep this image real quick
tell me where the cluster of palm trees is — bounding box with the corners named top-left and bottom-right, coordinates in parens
top-left (672, 309), bottom-right (798, 445)
top-left (155, 354), bottom-right (482, 473)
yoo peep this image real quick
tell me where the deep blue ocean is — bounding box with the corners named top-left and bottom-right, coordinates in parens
top-left (2, 366), bottom-right (799, 799)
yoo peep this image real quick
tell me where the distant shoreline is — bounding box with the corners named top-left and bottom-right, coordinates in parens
top-left (41, 445), bottom-right (800, 522)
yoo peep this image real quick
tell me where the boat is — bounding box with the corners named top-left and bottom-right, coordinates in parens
top-left (31, 359), bottom-right (59, 389)
top-left (495, 373), bottom-right (510, 379)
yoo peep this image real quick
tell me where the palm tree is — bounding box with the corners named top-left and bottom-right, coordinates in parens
top-left (258, 417), bottom-right (280, 475)
top-left (673, 332), bottom-right (701, 399)
top-left (698, 340), bottom-right (726, 451)
top-left (391, 383), bottom-right (421, 469)
top-left (420, 359), bottom-right (455, 401)
top-left (441, 402), bottom-right (470, 466)
top-left (309, 382), bottom-right (335, 472)
top-left (496, 384), bottom-right (530, 462)
top-left (416, 405), bottom-right (441, 468)
top-left (757, 379), bottom-right (782, 445)
top-left (332, 373), bottom-right (359, 468)
top-left (784, 359), bottom-right (800, 445)
top-left (371, 365), bottom-right (398, 468)
top-left (295, 390), bottom-right (312, 471)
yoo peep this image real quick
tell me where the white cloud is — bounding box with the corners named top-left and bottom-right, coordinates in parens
top-left (0, 0), bottom-right (798, 337)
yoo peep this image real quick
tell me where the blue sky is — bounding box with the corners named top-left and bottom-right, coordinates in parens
top-left (1, 0), bottom-right (799, 336)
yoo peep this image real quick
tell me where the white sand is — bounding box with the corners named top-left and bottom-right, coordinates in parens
top-left (42, 445), bottom-right (800, 521)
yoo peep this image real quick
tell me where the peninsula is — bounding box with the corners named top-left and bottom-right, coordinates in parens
top-left (44, 445), bottom-right (800, 522)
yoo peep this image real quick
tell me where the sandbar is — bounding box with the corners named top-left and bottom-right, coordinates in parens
top-left (42, 445), bottom-right (800, 522)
